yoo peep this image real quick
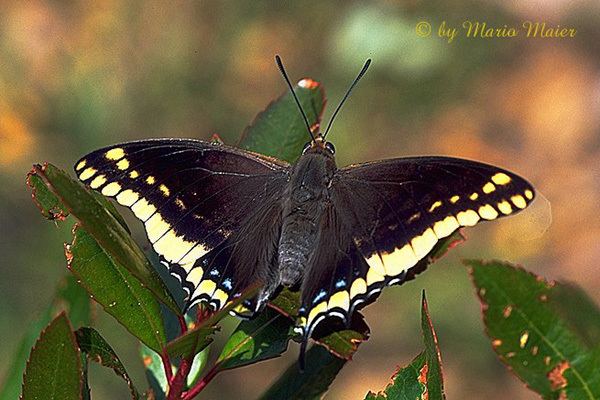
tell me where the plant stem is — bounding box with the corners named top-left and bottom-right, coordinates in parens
top-left (178, 314), bottom-right (188, 334)
top-left (166, 313), bottom-right (192, 398)
top-left (182, 364), bottom-right (220, 400)
top-left (167, 357), bottom-right (192, 400)
top-left (161, 351), bottom-right (173, 383)
top-left (196, 303), bottom-right (212, 324)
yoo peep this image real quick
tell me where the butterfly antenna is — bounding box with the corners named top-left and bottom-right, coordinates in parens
top-left (322, 59), bottom-right (371, 140)
top-left (275, 55), bottom-right (316, 142)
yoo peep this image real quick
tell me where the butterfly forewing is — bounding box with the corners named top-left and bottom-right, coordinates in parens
top-left (296, 156), bottom-right (534, 336)
top-left (74, 138), bottom-right (288, 310)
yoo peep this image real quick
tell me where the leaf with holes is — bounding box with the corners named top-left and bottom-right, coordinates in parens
top-left (467, 259), bottom-right (600, 399)
top-left (67, 226), bottom-right (166, 352)
top-left (239, 78), bottom-right (326, 163)
top-left (364, 293), bottom-right (445, 400)
top-left (75, 327), bottom-right (141, 399)
top-left (21, 313), bottom-right (82, 400)
top-left (27, 169), bottom-right (69, 221)
top-left (365, 353), bottom-right (428, 400)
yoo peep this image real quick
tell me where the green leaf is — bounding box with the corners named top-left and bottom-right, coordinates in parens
top-left (186, 347), bottom-right (210, 388)
top-left (365, 353), bottom-right (428, 400)
top-left (67, 226), bottom-right (166, 352)
top-left (27, 168), bottom-right (69, 221)
top-left (165, 325), bottom-right (217, 359)
top-left (466, 259), bottom-right (600, 399)
top-left (32, 163), bottom-right (179, 315)
top-left (75, 327), bottom-right (141, 399)
top-left (428, 231), bottom-right (464, 261)
top-left (364, 293), bottom-right (445, 400)
top-left (21, 313), bottom-right (82, 400)
top-left (549, 282), bottom-right (600, 348)
top-left (564, 348), bottom-right (600, 399)
top-left (89, 190), bottom-right (130, 233)
top-left (216, 308), bottom-right (294, 371)
top-left (140, 344), bottom-right (168, 400)
top-left (239, 79), bottom-right (325, 163)
top-left (0, 312), bottom-right (53, 400)
top-left (165, 285), bottom-right (259, 359)
top-left (259, 345), bottom-right (346, 400)
top-left (55, 275), bottom-right (92, 328)
top-left (420, 292), bottom-right (445, 399)
top-left (268, 288), bottom-right (300, 317)
top-left (0, 276), bottom-right (90, 400)
top-left (81, 357), bottom-right (91, 400)
top-left (315, 312), bottom-right (370, 360)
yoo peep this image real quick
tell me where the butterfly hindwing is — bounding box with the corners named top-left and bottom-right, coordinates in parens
top-left (296, 203), bottom-right (376, 339)
top-left (74, 138), bottom-right (288, 310)
top-left (298, 156), bottom-right (534, 336)
top-left (185, 193), bottom-right (284, 314)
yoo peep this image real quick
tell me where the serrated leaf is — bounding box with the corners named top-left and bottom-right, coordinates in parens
top-left (0, 276), bottom-right (90, 400)
top-left (216, 308), bottom-right (294, 371)
top-left (365, 353), bottom-right (428, 400)
top-left (0, 313), bottom-right (52, 400)
top-left (67, 226), bottom-right (166, 352)
top-left (259, 345), bottom-right (345, 400)
top-left (364, 293), bottom-right (444, 400)
top-left (31, 163), bottom-right (179, 315)
top-left (466, 259), bottom-right (600, 399)
top-left (420, 293), bottom-right (445, 399)
top-left (75, 327), bottom-right (141, 399)
top-left (21, 313), bottom-right (82, 400)
top-left (239, 78), bottom-right (325, 163)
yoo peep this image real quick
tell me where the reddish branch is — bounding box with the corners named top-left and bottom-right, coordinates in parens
top-left (182, 364), bottom-right (220, 400)
top-left (167, 357), bottom-right (193, 399)
top-left (161, 351), bottom-right (173, 383)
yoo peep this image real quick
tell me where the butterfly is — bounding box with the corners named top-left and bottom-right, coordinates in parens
top-left (74, 56), bottom-right (535, 364)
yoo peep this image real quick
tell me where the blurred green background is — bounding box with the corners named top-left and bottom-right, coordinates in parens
top-left (1, 1), bottom-right (599, 399)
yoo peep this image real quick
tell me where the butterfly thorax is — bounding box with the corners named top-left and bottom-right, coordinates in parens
top-left (277, 148), bottom-right (337, 286)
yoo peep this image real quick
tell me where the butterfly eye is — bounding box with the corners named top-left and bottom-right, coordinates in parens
top-left (325, 142), bottom-right (336, 154)
top-left (302, 142), bottom-right (312, 154)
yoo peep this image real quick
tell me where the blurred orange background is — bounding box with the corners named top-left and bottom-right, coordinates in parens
top-left (1, 1), bottom-right (599, 399)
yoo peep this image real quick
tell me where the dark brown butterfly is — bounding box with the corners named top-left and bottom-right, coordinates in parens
top-left (74, 56), bottom-right (535, 365)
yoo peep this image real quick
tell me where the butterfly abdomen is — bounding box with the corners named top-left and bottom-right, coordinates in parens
top-left (277, 152), bottom-right (337, 286)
